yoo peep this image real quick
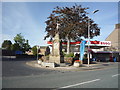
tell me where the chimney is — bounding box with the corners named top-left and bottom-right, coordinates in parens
top-left (115, 23), bottom-right (120, 29)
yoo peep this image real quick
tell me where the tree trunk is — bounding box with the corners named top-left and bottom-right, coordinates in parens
top-left (67, 37), bottom-right (70, 54)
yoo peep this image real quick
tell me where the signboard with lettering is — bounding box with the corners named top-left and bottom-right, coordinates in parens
top-left (48, 41), bottom-right (111, 47)
top-left (86, 41), bottom-right (111, 46)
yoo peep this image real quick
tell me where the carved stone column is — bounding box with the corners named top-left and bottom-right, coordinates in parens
top-left (49, 33), bottom-right (64, 64)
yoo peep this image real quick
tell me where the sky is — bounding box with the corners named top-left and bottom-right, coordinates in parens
top-left (1, 1), bottom-right (118, 47)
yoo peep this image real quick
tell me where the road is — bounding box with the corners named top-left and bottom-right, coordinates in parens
top-left (2, 58), bottom-right (120, 89)
top-left (2, 58), bottom-right (56, 77)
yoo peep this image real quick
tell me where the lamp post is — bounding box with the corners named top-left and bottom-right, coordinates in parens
top-left (87, 10), bottom-right (99, 67)
top-left (87, 19), bottom-right (90, 66)
top-left (36, 45), bottom-right (39, 60)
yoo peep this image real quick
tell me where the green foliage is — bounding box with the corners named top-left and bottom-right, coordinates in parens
top-left (2, 40), bottom-right (12, 50)
top-left (11, 43), bottom-right (21, 51)
top-left (64, 53), bottom-right (74, 57)
top-left (32, 46), bottom-right (37, 55)
top-left (14, 33), bottom-right (25, 46)
top-left (22, 40), bottom-right (31, 52)
top-left (1, 34), bottom-right (31, 53)
top-left (62, 51), bottom-right (66, 56)
top-left (13, 33), bottom-right (31, 52)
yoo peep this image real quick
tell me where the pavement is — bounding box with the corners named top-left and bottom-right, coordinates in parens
top-left (26, 60), bottom-right (118, 71)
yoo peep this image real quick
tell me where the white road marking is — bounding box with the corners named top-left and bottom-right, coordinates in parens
top-left (59, 79), bottom-right (100, 88)
top-left (112, 74), bottom-right (120, 77)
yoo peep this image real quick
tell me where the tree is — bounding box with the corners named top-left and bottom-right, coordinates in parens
top-left (44, 4), bottom-right (100, 54)
top-left (32, 46), bottom-right (37, 55)
top-left (2, 40), bottom-right (12, 50)
top-left (13, 33), bottom-right (31, 52)
top-left (22, 40), bottom-right (31, 51)
top-left (14, 33), bottom-right (25, 48)
top-left (11, 43), bottom-right (21, 51)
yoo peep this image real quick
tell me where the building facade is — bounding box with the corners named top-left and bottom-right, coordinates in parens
top-left (48, 41), bottom-right (111, 54)
top-left (47, 24), bottom-right (120, 62)
top-left (105, 24), bottom-right (120, 52)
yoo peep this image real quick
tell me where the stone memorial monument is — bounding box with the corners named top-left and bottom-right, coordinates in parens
top-left (49, 24), bottom-right (64, 65)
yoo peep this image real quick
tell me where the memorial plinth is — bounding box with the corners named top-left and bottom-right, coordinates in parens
top-left (49, 33), bottom-right (64, 65)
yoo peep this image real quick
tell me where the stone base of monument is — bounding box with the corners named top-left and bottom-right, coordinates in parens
top-left (41, 62), bottom-right (55, 68)
top-left (49, 55), bottom-right (64, 64)
top-left (37, 60), bottom-right (55, 68)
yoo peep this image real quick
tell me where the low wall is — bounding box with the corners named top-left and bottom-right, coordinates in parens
top-left (16, 54), bottom-right (36, 58)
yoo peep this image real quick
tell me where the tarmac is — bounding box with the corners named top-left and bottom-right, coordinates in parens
top-left (26, 60), bottom-right (118, 72)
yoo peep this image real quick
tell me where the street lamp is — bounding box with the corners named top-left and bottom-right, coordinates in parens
top-left (87, 10), bottom-right (99, 66)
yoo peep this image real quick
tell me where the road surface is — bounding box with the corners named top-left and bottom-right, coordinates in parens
top-left (2, 58), bottom-right (120, 89)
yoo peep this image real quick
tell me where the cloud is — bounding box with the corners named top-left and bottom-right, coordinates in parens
top-left (2, 2), bottom-right (118, 47)
top-left (0, 33), bottom-right (14, 46)
top-left (2, 3), bottom-right (38, 33)
top-left (2, 2), bottom-right (46, 47)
